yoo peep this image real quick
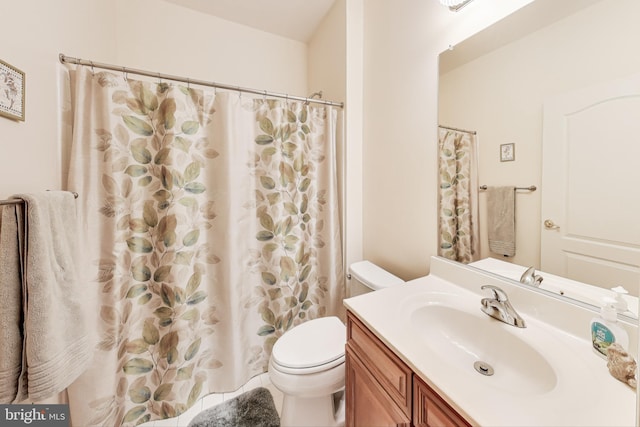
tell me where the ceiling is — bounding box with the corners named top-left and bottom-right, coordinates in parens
top-left (162, 0), bottom-right (337, 43)
top-left (439, 0), bottom-right (600, 74)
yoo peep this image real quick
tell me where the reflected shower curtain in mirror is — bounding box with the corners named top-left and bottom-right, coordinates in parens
top-left (60, 66), bottom-right (343, 426)
top-left (437, 127), bottom-right (479, 263)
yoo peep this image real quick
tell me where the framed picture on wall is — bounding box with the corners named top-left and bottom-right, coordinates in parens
top-left (500, 143), bottom-right (515, 162)
top-left (0, 59), bottom-right (25, 121)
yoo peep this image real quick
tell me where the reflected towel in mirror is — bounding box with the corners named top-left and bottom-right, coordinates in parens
top-left (486, 186), bottom-right (515, 257)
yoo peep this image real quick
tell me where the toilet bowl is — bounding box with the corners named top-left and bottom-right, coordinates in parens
top-left (268, 261), bottom-right (404, 427)
top-left (269, 316), bottom-right (346, 427)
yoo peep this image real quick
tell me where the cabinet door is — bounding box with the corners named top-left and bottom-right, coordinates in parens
top-left (414, 376), bottom-right (471, 427)
top-left (346, 345), bottom-right (411, 427)
top-left (346, 313), bottom-right (412, 417)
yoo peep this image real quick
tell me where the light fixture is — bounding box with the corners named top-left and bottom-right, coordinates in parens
top-left (439, 0), bottom-right (474, 12)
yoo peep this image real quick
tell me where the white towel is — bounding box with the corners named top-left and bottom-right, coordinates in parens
top-left (12, 191), bottom-right (92, 402)
top-left (486, 186), bottom-right (516, 257)
top-left (0, 205), bottom-right (24, 403)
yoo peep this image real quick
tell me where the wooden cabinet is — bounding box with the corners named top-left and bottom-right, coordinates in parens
top-left (346, 312), bottom-right (411, 427)
top-left (346, 345), bottom-right (411, 427)
top-left (413, 376), bottom-right (471, 427)
top-left (346, 311), bottom-right (471, 427)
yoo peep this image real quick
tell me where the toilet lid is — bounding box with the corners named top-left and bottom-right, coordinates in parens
top-left (272, 316), bottom-right (346, 370)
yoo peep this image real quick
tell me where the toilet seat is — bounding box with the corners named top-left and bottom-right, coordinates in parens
top-left (271, 316), bottom-right (346, 375)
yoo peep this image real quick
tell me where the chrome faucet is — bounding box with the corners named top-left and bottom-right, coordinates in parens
top-left (480, 285), bottom-right (526, 328)
top-left (519, 266), bottom-right (543, 287)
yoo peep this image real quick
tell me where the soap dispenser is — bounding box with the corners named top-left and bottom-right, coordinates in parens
top-left (611, 286), bottom-right (630, 314)
top-left (591, 297), bottom-right (629, 359)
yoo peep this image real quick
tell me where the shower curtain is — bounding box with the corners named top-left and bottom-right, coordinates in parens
top-left (61, 66), bottom-right (344, 426)
top-left (437, 127), bottom-right (479, 263)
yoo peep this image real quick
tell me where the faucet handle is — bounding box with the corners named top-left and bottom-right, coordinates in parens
top-left (520, 266), bottom-right (543, 286)
top-left (481, 285), bottom-right (508, 302)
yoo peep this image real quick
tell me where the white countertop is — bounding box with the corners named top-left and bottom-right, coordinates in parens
top-left (344, 256), bottom-right (637, 427)
top-left (469, 257), bottom-right (639, 318)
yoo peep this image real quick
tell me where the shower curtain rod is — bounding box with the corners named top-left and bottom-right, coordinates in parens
top-left (59, 54), bottom-right (344, 108)
top-left (438, 125), bottom-right (477, 135)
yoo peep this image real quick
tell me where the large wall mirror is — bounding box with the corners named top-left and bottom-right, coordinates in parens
top-left (438, 0), bottom-right (640, 317)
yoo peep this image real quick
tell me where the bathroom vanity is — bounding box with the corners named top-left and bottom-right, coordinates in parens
top-left (344, 256), bottom-right (637, 427)
top-left (346, 311), bottom-right (469, 426)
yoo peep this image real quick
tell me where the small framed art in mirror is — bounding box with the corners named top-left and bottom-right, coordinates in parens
top-left (500, 143), bottom-right (515, 162)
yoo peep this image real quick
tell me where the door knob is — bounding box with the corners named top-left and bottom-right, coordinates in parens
top-left (544, 219), bottom-right (559, 229)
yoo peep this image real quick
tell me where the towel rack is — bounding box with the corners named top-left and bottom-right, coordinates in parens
top-left (479, 185), bottom-right (536, 191)
top-left (0, 191), bottom-right (79, 207)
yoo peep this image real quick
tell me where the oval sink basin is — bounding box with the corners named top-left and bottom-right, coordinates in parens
top-left (410, 304), bottom-right (557, 396)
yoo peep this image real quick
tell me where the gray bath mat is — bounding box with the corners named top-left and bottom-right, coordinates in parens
top-left (187, 387), bottom-right (280, 427)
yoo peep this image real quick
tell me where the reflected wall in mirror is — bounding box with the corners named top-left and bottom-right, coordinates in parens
top-left (438, 0), bottom-right (640, 310)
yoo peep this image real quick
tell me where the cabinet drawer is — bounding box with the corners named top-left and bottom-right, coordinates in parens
top-left (347, 312), bottom-right (412, 418)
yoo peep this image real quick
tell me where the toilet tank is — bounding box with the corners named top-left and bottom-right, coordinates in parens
top-left (348, 261), bottom-right (404, 298)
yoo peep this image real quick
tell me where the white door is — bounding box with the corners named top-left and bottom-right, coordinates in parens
top-left (541, 73), bottom-right (640, 293)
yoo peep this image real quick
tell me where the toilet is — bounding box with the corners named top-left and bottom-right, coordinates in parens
top-left (268, 261), bottom-right (404, 427)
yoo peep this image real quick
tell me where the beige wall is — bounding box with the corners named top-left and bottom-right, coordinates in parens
top-left (1, 0), bottom-right (555, 283)
top-left (307, 0), bottom-right (352, 274)
top-left (0, 0), bottom-right (117, 198)
top-left (308, 0), bottom-right (366, 275)
top-left (438, 0), bottom-right (640, 268)
top-left (0, 0), bottom-right (310, 201)
top-left (114, 0), bottom-right (308, 96)
top-left (308, 0), bottom-right (347, 104)
top-left (361, 0), bottom-right (532, 280)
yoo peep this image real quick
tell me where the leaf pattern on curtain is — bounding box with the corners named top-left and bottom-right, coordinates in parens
top-left (87, 74), bottom-right (223, 426)
top-left (251, 100), bottom-right (331, 354)
top-left (63, 67), bottom-right (344, 427)
top-left (437, 128), bottom-right (479, 263)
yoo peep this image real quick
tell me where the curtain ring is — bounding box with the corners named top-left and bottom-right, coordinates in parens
top-left (122, 66), bottom-right (128, 82)
top-left (89, 61), bottom-right (95, 75)
top-left (263, 90), bottom-right (267, 101)
top-left (157, 72), bottom-right (162, 84)
top-left (186, 78), bottom-right (190, 90)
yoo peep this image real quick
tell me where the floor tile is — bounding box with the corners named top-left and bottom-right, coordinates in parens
top-left (152, 415), bottom-right (179, 427)
top-left (175, 399), bottom-right (203, 427)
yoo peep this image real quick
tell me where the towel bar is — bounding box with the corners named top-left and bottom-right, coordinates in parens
top-left (0, 191), bottom-right (79, 207)
top-left (479, 185), bottom-right (536, 191)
